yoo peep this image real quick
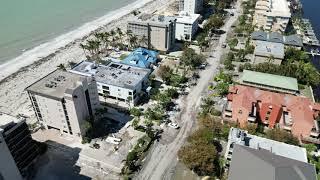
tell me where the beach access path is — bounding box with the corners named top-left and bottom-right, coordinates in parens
top-left (0, 0), bottom-right (175, 120)
top-left (134, 0), bottom-right (242, 179)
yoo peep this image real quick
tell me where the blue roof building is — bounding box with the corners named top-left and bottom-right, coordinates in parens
top-left (122, 48), bottom-right (159, 68)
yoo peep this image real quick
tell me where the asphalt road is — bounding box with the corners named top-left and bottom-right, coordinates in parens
top-left (135, 1), bottom-right (242, 179)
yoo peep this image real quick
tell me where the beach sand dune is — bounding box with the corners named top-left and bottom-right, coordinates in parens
top-left (0, 0), bottom-right (175, 122)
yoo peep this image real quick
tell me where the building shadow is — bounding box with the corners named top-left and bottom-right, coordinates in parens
top-left (31, 140), bottom-right (91, 180)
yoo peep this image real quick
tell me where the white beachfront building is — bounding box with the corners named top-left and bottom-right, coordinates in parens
top-left (179, 0), bottom-right (203, 14)
top-left (69, 61), bottom-right (151, 106)
top-left (175, 12), bottom-right (200, 41)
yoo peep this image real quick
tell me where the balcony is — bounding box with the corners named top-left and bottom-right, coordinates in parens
top-left (310, 130), bottom-right (319, 138)
top-left (283, 125), bottom-right (292, 131)
top-left (247, 116), bottom-right (256, 122)
top-left (224, 111), bottom-right (232, 117)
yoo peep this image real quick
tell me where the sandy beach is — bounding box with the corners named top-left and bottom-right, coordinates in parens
top-left (0, 0), bottom-right (175, 121)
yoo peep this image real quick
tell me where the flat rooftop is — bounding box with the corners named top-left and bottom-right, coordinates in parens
top-left (268, 0), bottom-right (291, 17)
top-left (176, 12), bottom-right (200, 24)
top-left (228, 128), bottom-right (308, 162)
top-left (239, 70), bottom-right (299, 92)
top-left (254, 40), bottom-right (284, 59)
top-left (69, 61), bottom-right (150, 89)
top-left (255, 0), bottom-right (291, 18)
top-left (129, 14), bottom-right (176, 26)
top-left (0, 112), bottom-right (22, 130)
top-left (26, 70), bottom-right (87, 100)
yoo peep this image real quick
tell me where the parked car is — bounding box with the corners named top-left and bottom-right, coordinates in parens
top-left (222, 43), bottom-right (227, 48)
top-left (199, 63), bottom-right (208, 69)
top-left (168, 122), bottom-right (180, 129)
top-left (106, 136), bottom-right (122, 145)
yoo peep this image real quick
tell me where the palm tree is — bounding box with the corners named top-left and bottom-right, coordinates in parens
top-left (80, 43), bottom-right (88, 57)
top-left (116, 27), bottom-right (124, 44)
top-left (139, 35), bottom-right (149, 48)
top-left (57, 64), bottom-right (66, 71)
top-left (129, 35), bottom-right (138, 49)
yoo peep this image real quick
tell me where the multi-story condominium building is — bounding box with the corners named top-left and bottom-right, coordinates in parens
top-left (179, 0), bottom-right (203, 14)
top-left (26, 70), bottom-right (100, 141)
top-left (0, 113), bottom-right (39, 179)
top-left (127, 14), bottom-right (176, 52)
top-left (224, 128), bottom-right (308, 167)
top-left (69, 61), bottom-right (151, 106)
top-left (224, 85), bottom-right (320, 144)
top-left (175, 12), bottom-right (200, 41)
top-left (228, 144), bottom-right (317, 180)
top-left (253, 0), bottom-right (291, 33)
top-left (238, 70), bottom-right (299, 95)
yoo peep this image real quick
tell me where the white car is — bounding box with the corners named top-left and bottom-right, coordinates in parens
top-left (168, 122), bottom-right (180, 129)
top-left (106, 136), bottom-right (122, 145)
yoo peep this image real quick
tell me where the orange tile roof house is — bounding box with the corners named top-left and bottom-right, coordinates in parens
top-left (224, 85), bottom-right (320, 143)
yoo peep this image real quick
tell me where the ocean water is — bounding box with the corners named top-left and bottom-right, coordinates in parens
top-left (0, 0), bottom-right (136, 64)
top-left (300, 0), bottom-right (320, 99)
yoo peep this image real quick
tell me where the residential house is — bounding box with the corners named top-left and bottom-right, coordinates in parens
top-left (228, 144), bottom-right (317, 180)
top-left (224, 85), bottom-right (320, 143)
top-left (225, 128), bottom-right (308, 167)
top-left (251, 31), bottom-right (303, 49)
top-left (253, 40), bottom-right (284, 65)
top-left (238, 70), bottom-right (299, 95)
top-left (121, 47), bottom-right (159, 69)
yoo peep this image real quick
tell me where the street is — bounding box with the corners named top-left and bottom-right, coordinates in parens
top-left (135, 1), bottom-right (242, 180)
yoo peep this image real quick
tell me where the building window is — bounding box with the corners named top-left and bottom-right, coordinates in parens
top-left (102, 85), bottom-right (109, 90)
top-left (129, 92), bottom-right (132, 95)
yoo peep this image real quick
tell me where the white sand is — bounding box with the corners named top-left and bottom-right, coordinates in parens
top-left (0, 0), bottom-right (175, 121)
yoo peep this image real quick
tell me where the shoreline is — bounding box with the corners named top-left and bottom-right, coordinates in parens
top-left (0, 0), bottom-right (153, 83)
top-left (0, 0), bottom-right (175, 117)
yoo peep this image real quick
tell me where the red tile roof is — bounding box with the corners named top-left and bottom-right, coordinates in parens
top-left (227, 85), bottom-right (320, 138)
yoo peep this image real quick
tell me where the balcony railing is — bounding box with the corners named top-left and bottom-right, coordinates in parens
top-left (283, 125), bottom-right (292, 131)
top-left (247, 116), bottom-right (256, 122)
top-left (310, 130), bottom-right (319, 137)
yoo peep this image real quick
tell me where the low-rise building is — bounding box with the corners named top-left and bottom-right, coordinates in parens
top-left (228, 144), bottom-right (317, 180)
top-left (253, 40), bottom-right (284, 65)
top-left (0, 113), bottom-right (39, 179)
top-left (253, 0), bottom-right (291, 33)
top-left (127, 14), bottom-right (176, 52)
top-left (238, 70), bottom-right (299, 95)
top-left (26, 70), bottom-right (100, 142)
top-left (121, 48), bottom-right (159, 69)
top-left (69, 61), bottom-right (150, 106)
top-left (251, 31), bottom-right (303, 49)
top-left (175, 12), bottom-right (200, 41)
top-left (225, 128), bottom-right (308, 167)
top-left (224, 85), bottom-right (320, 143)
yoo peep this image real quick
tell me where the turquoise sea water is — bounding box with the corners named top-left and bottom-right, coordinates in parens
top-left (0, 0), bottom-right (136, 63)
